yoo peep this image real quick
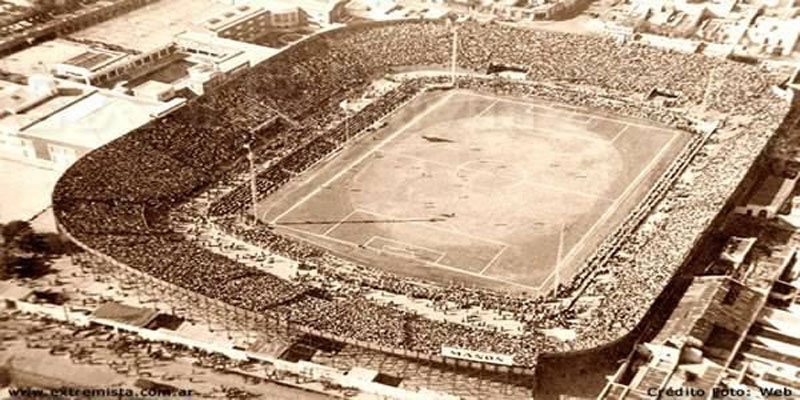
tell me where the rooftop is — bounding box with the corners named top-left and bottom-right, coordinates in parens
top-left (203, 3), bottom-right (269, 33)
top-left (719, 236), bottom-right (757, 266)
top-left (175, 31), bottom-right (278, 68)
top-left (92, 302), bottom-right (159, 328)
top-left (0, 39), bottom-right (110, 77)
top-left (133, 79), bottom-right (173, 94)
top-left (61, 48), bottom-right (127, 72)
top-left (654, 276), bottom-right (762, 346)
top-left (70, 0), bottom-right (232, 53)
top-left (601, 276), bottom-right (769, 399)
top-left (741, 246), bottom-right (796, 291)
top-left (18, 89), bottom-right (169, 149)
top-left (250, 0), bottom-right (333, 21)
top-left (748, 174), bottom-right (797, 209)
top-left (0, 78), bottom-right (86, 134)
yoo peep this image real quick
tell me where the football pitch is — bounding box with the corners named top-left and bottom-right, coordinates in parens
top-left (258, 89), bottom-right (689, 294)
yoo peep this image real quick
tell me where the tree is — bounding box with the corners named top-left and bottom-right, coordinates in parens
top-left (7, 255), bottom-right (51, 279)
top-left (2, 220), bottom-right (33, 244)
top-left (0, 220), bottom-right (68, 281)
top-left (38, 232), bottom-right (74, 255)
top-left (0, 248), bottom-right (12, 280)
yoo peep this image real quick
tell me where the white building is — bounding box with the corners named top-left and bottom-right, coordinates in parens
top-left (0, 76), bottom-right (181, 171)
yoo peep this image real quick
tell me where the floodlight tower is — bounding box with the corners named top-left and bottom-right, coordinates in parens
top-left (243, 141), bottom-right (258, 226)
top-left (451, 23), bottom-right (459, 86)
top-left (554, 223), bottom-right (564, 297)
top-left (340, 99), bottom-right (352, 143)
top-left (702, 65), bottom-right (720, 112)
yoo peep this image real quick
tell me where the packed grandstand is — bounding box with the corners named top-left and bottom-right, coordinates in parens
top-left (53, 19), bottom-right (793, 371)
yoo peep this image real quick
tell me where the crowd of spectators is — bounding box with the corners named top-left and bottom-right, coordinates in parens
top-left (53, 18), bottom-right (792, 368)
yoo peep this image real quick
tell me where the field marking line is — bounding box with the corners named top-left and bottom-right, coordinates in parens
top-left (270, 91), bottom-right (458, 225)
top-left (257, 91), bottom-right (449, 221)
top-left (357, 207), bottom-right (509, 248)
top-left (610, 125), bottom-right (630, 143)
top-left (586, 115), bottom-right (674, 133)
top-left (471, 109), bottom-right (608, 143)
top-left (526, 104), bottom-right (592, 123)
top-left (383, 245), bottom-right (417, 259)
top-left (321, 209), bottom-right (358, 236)
top-left (536, 129), bottom-right (682, 291)
top-left (467, 90), bottom-right (675, 133)
top-left (366, 234), bottom-right (445, 261)
top-left (363, 236), bottom-right (378, 248)
top-left (526, 103), bottom-right (556, 113)
top-left (280, 224), bottom-right (367, 250)
top-left (554, 222), bottom-right (565, 289)
top-left (524, 124), bottom-right (611, 144)
top-left (479, 244), bottom-right (510, 275)
top-left (475, 99), bottom-right (498, 118)
top-left (383, 247), bottom-right (432, 263)
top-left (551, 104), bottom-right (585, 114)
top-left (277, 224), bottom-right (539, 291)
top-left (465, 91), bottom-right (540, 108)
top-left (533, 110), bottom-right (592, 124)
top-left (520, 181), bottom-right (615, 203)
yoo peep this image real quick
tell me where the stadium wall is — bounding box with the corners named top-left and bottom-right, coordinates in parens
top-left (536, 98), bottom-right (799, 386)
top-left (52, 18), bottom-right (793, 378)
top-left (58, 221), bottom-right (537, 378)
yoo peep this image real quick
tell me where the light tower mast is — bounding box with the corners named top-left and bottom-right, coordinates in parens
top-left (451, 23), bottom-right (458, 86)
top-left (243, 141), bottom-right (258, 226)
top-left (702, 65), bottom-right (720, 112)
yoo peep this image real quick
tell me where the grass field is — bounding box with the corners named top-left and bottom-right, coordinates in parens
top-left (258, 89), bottom-right (689, 294)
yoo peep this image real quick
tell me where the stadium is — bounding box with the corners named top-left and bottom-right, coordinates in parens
top-left (52, 18), bottom-right (792, 389)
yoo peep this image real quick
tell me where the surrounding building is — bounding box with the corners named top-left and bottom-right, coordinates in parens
top-left (0, 0), bottom-right (162, 57)
top-left (1, 1), bottom-right (799, 399)
top-left (599, 244), bottom-right (799, 399)
top-left (733, 174), bottom-right (798, 220)
top-left (0, 0), bottom-right (292, 173)
top-left (201, 3), bottom-right (310, 42)
top-left (599, 0), bottom-right (800, 61)
top-left (0, 76), bottom-right (180, 170)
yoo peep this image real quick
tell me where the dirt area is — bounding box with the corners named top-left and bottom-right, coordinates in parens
top-left (258, 89), bottom-right (688, 295)
top-left (0, 159), bottom-right (59, 224)
top-left (0, 316), bottom-right (332, 399)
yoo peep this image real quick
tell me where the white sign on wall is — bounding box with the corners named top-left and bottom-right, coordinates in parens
top-left (441, 346), bottom-right (514, 366)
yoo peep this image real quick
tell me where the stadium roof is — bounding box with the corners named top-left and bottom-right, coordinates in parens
top-left (18, 89), bottom-right (168, 149)
top-left (175, 31), bottom-right (278, 68)
top-left (654, 276), bottom-right (762, 346)
top-left (92, 302), bottom-right (159, 328)
top-left (718, 236), bottom-right (757, 266)
top-left (0, 79), bottom-right (86, 134)
top-left (248, 0), bottom-right (335, 23)
top-left (748, 174), bottom-right (797, 209)
top-left (0, 39), bottom-right (127, 78)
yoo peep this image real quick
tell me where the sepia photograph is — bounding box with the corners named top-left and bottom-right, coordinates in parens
top-left (0, 0), bottom-right (799, 398)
